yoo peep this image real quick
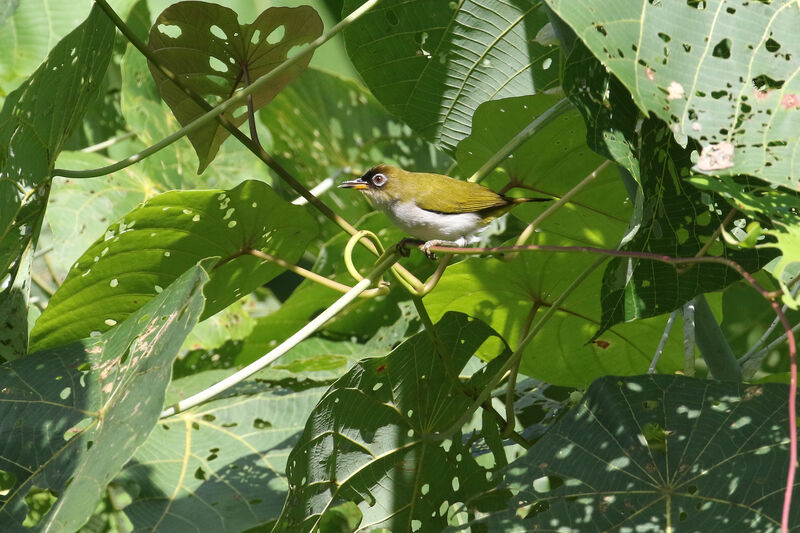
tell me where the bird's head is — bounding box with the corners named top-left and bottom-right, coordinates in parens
top-left (338, 164), bottom-right (410, 206)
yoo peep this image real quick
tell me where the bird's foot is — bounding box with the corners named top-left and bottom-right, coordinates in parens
top-left (396, 238), bottom-right (424, 257)
top-left (421, 239), bottom-right (462, 259)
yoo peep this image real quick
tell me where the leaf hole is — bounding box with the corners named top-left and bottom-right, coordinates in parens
top-left (266, 24), bottom-right (285, 44)
top-left (712, 38), bottom-right (731, 59)
top-left (209, 56), bottom-right (229, 73)
top-left (657, 32), bottom-right (671, 43)
top-left (194, 467), bottom-right (207, 480)
top-left (385, 9), bottom-right (399, 25)
top-left (686, 0), bottom-right (706, 9)
top-left (158, 24), bottom-right (182, 39)
top-left (209, 24), bottom-right (227, 40)
top-left (594, 24), bottom-right (607, 37)
top-left (251, 29), bottom-right (261, 45)
top-left (765, 38), bottom-right (781, 53)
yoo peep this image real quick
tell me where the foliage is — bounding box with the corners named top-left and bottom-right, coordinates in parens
top-left (0, 0), bottom-right (798, 532)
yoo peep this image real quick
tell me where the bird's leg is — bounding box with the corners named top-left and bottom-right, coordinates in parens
top-left (396, 238), bottom-right (424, 257)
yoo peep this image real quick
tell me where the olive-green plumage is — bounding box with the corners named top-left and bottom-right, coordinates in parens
top-left (339, 164), bottom-right (551, 251)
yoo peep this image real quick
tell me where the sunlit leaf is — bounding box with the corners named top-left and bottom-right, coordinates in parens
top-left (0, 264), bottom-right (208, 531)
top-left (148, 1), bottom-right (323, 172)
top-left (546, 0), bottom-right (800, 188)
top-left (31, 180), bottom-right (317, 352)
top-left (343, 0), bottom-right (561, 154)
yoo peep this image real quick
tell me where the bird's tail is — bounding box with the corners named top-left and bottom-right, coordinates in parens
top-left (510, 196), bottom-right (552, 204)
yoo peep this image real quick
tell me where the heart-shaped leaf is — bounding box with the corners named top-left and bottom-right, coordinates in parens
top-left (148, 1), bottom-right (323, 172)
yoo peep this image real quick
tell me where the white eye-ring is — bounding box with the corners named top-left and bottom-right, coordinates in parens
top-left (371, 173), bottom-right (388, 187)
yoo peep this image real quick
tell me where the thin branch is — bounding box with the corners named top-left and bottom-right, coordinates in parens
top-left (682, 300), bottom-right (696, 377)
top-left (504, 302), bottom-right (540, 436)
top-left (80, 131), bottom-right (137, 153)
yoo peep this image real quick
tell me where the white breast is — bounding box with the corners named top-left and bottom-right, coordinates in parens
top-left (383, 201), bottom-right (484, 242)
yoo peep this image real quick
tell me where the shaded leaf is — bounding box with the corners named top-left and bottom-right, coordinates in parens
top-left (113, 378), bottom-right (326, 532)
top-left (275, 313), bottom-right (508, 532)
top-left (148, 1), bottom-right (322, 172)
top-left (600, 119), bottom-right (775, 331)
top-left (343, 0), bottom-right (561, 154)
top-left (0, 5), bottom-right (115, 359)
top-left (471, 375), bottom-right (797, 532)
top-left (0, 264), bottom-right (208, 532)
top-left (31, 180), bottom-right (317, 352)
top-left (545, 0), bottom-right (800, 188)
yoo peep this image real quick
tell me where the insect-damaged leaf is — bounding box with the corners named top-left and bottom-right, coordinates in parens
top-left (148, 1), bottom-right (322, 172)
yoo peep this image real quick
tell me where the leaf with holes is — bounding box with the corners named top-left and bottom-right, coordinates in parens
top-left (30, 180), bottom-right (317, 352)
top-left (599, 119), bottom-right (775, 332)
top-left (342, 0), bottom-right (561, 155)
top-left (0, 264), bottom-right (208, 532)
top-left (471, 374), bottom-right (798, 532)
top-left (274, 313), bottom-right (509, 532)
top-left (546, 0), bottom-right (800, 188)
top-left (0, 5), bottom-right (115, 359)
top-left (147, 1), bottom-right (322, 172)
top-left (112, 377), bottom-right (326, 532)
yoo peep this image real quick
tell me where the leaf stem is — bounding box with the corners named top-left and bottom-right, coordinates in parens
top-left (160, 248), bottom-right (399, 417)
top-left (648, 310), bottom-right (677, 374)
top-left (248, 249), bottom-right (388, 298)
top-left (467, 97), bottom-right (572, 183)
top-left (503, 302), bottom-right (540, 436)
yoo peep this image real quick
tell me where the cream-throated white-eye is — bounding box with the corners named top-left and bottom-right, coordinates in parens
top-left (339, 164), bottom-right (551, 255)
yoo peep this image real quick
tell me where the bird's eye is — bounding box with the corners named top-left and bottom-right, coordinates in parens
top-left (371, 173), bottom-right (388, 187)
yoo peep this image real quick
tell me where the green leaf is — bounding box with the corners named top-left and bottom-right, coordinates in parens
top-left (113, 378), bottom-right (326, 532)
top-left (0, 5), bottom-right (115, 359)
top-left (147, 2), bottom-right (323, 172)
top-left (342, 0), bottom-right (561, 154)
top-left (0, 0), bottom-right (19, 30)
top-left (475, 375), bottom-right (797, 531)
top-left (275, 313), bottom-right (508, 532)
top-left (693, 294), bottom-right (741, 381)
top-left (600, 119), bottom-right (775, 331)
top-left (0, 264), bottom-right (208, 531)
top-left (545, 0), bottom-right (800, 188)
top-left (31, 180), bottom-right (317, 352)
top-left (44, 152), bottom-right (152, 282)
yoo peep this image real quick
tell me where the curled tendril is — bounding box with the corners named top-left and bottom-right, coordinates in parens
top-left (344, 230), bottom-right (386, 283)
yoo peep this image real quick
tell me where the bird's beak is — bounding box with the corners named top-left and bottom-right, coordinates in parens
top-left (338, 177), bottom-right (368, 190)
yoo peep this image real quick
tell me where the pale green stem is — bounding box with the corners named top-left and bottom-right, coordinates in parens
top-left (55, 0), bottom-right (382, 179)
top-left (468, 97), bottom-right (572, 183)
top-left (161, 249), bottom-right (399, 417)
top-left (249, 249), bottom-right (388, 298)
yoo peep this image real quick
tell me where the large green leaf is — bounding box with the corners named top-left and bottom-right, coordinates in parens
top-left (0, 5), bottom-right (115, 359)
top-left (342, 0), bottom-right (561, 154)
top-left (471, 374), bottom-right (797, 531)
top-left (600, 119), bottom-right (775, 331)
top-left (424, 95), bottom-right (682, 387)
top-left (545, 0), bottom-right (800, 188)
top-left (0, 264), bottom-right (208, 532)
top-left (275, 312), bottom-right (508, 532)
top-left (148, 1), bottom-right (322, 172)
top-left (112, 376), bottom-right (325, 532)
top-left (30, 180), bottom-right (317, 352)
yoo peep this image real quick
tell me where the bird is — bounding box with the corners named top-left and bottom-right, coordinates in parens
top-left (338, 164), bottom-right (552, 257)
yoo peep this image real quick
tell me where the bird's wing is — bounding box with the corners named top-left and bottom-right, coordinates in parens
top-left (412, 175), bottom-right (509, 213)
